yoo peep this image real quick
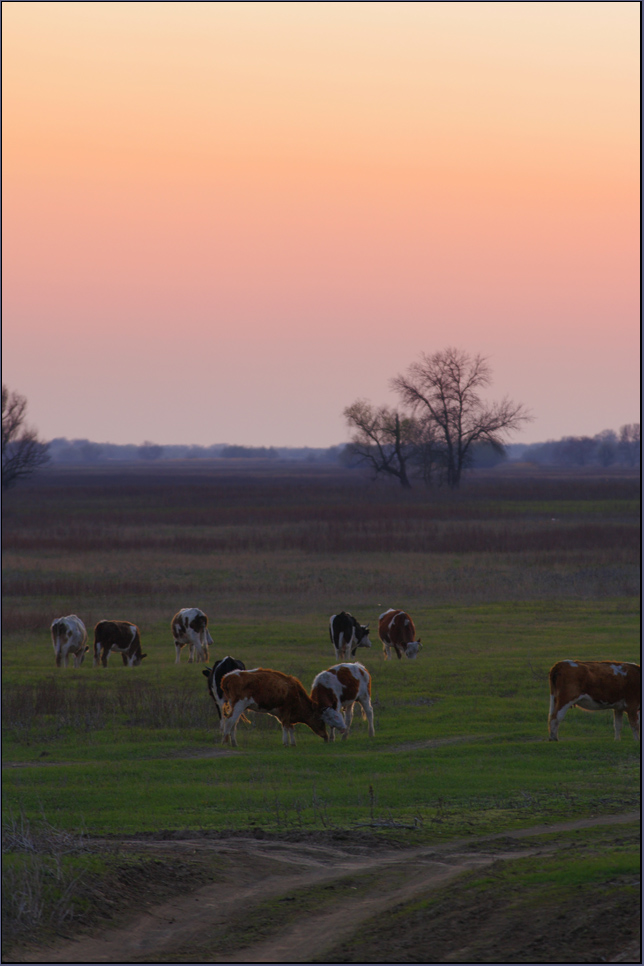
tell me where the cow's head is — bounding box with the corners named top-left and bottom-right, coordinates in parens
top-left (352, 624), bottom-right (372, 654)
top-left (405, 639), bottom-right (422, 660)
top-left (305, 706), bottom-right (334, 742)
top-left (311, 690), bottom-right (347, 739)
top-left (321, 707), bottom-right (348, 733)
top-left (129, 652), bottom-right (148, 667)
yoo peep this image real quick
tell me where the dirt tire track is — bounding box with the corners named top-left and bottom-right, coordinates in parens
top-left (16, 811), bottom-right (640, 964)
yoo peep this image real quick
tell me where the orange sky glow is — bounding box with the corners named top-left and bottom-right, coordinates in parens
top-left (3, 1), bottom-right (639, 446)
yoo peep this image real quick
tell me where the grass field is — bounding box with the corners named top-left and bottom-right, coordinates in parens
top-left (1, 461), bottom-right (640, 960)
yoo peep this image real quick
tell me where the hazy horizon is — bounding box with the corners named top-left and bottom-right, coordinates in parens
top-left (3, 2), bottom-right (639, 448)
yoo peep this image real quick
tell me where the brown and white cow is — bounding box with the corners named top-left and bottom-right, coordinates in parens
top-left (378, 609), bottom-right (422, 660)
top-left (310, 663), bottom-right (375, 741)
top-left (171, 608), bottom-right (213, 664)
top-left (93, 620), bottom-right (147, 668)
top-left (548, 660), bottom-right (640, 741)
top-left (50, 615), bottom-right (89, 668)
top-left (219, 667), bottom-right (346, 747)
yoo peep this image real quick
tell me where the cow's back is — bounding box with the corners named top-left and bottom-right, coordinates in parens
top-left (550, 660), bottom-right (641, 706)
top-left (222, 668), bottom-right (304, 708)
top-left (379, 609), bottom-right (414, 644)
top-left (95, 619), bottom-right (138, 642)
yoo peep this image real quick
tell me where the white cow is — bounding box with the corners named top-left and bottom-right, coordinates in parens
top-left (171, 608), bottom-right (213, 664)
top-left (50, 615), bottom-right (88, 668)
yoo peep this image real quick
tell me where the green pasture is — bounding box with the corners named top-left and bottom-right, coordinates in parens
top-left (3, 599), bottom-right (640, 838)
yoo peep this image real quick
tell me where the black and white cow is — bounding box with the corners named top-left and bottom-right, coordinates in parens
top-left (329, 612), bottom-right (372, 662)
top-left (93, 620), bottom-right (147, 668)
top-left (202, 656), bottom-right (246, 726)
top-left (50, 615), bottom-right (89, 668)
top-left (171, 608), bottom-right (213, 664)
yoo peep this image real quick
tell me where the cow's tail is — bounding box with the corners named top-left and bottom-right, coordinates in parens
top-left (549, 664), bottom-right (560, 693)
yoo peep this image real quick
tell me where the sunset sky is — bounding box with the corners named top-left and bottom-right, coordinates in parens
top-left (3, 1), bottom-right (639, 447)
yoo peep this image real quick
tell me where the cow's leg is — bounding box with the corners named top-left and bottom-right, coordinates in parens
top-left (93, 643), bottom-right (101, 668)
top-left (121, 651), bottom-right (128, 666)
top-left (342, 702), bottom-right (355, 739)
top-left (222, 699), bottom-right (250, 746)
top-left (548, 693), bottom-right (559, 740)
top-left (362, 697), bottom-right (375, 737)
top-left (548, 694), bottom-right (577, 741)
top-left (175, 642), bottom-right (182, 664)
top-left (394, 645), bottom-right (403, 660)
top-left (382, 643), bottom-right (390, 660)
top-left (613, 709), bottom-right (624, 740)
top-left (626, 708), bottom-right (640, 741)
top-left (288, 727), bottom-right (296, 746)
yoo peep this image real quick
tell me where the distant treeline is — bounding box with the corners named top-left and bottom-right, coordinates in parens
top-left (510, 425), bottom-right (640, 468)
top-left (46, 425), bottom-right (639, 469)
top-left (47, 438), bottom-right (344, 464)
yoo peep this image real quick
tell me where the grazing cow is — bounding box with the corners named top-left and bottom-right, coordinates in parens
top-left (220, 668), bottom-right (346, 747)
top-left (171, 608), bottom-right (213, 664)
top-left (202, 656), bottom-right (246, 726)
top-left (329, 612), bottom-right (372, 662)
top-left (310, 663), bottom-right (375, 741)
top-left (50, 615), bottom-right (89, 668)
top-left (93, 621), bottom-right (147, 668)
top-left (378, 609), bottom-right (422, 660)
top-left (548, 660), bottom-right (640, 742)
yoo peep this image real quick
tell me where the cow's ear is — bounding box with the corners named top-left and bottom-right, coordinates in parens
top-left (202, 668), bottom-right (211, 677)
top-left (417, 638), bottom-right (422, 644)
top-left (141, 653), bottom-right (148, 660)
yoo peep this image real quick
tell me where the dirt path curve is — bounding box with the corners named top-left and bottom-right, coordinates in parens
top-left (18, 811), bottom-right (640, 965)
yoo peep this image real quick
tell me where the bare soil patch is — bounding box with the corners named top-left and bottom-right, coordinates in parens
top-left (9, 812), bottom-right (639, 964)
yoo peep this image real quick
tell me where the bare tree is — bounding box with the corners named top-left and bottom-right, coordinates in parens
top-left (343, 400), bottom-right (419, 488)
top-left (2, 385), bottom-right (50, 489)
top-left (391, 348), bottom-right (531, 488)
top-left (618, 424), bottom-right (640, 467)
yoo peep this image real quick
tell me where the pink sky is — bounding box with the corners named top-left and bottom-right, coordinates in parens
top-left (3, 1), bottom-right (639, 446)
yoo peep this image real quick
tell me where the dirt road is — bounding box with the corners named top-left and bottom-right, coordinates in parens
top-left (15, 811), bottom-right (640, 964)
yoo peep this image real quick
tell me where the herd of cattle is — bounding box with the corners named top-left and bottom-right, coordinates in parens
top-left (49, 607), bottom-right (640, 746)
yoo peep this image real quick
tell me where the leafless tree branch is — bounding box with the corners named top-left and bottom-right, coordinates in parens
top-left (2, 385), bottom-right (50, 489)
